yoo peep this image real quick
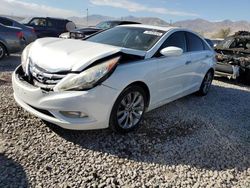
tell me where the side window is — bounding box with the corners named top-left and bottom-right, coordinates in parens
top-left (186, 32), bottom-right (204, 52)
top-left (48, 19), bottom-right (63, 28)
top-left (0, 18), bottom-right (13, 26)
top-left (217, 38), bottom-right (233, 49)
top-left (156, 31), bottom-right (187, 56)
top-left (203, 40), bottom-right (211, 50)
top-left (58, 20), bottom-right (67, 29)
top-left (47, 20), bottom-right (54, 27)
top-left (29, 18), bottom-right (46, 27)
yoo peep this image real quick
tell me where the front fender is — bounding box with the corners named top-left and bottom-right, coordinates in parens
top-left (102, 59), bottom-right (159, 106)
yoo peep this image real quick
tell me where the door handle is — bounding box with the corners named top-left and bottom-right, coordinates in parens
top-left (185, 61), bottom-right (192, 65)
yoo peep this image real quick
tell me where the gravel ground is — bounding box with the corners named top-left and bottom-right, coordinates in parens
top-left (0, 55), bottom-right (250, 187)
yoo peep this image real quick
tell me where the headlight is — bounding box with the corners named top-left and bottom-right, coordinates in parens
top-left (54, 56), bottom-right (121, 91)
top-left (21, 43), bottom-right (33, 73)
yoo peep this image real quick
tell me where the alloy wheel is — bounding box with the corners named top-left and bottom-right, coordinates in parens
top-left (117, 91), bottom-right (145, 129)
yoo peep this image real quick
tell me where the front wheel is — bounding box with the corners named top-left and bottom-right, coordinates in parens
top-left (109, 86), bottom-right (147, 133)
top-left (197, 70), bottom-right (214, 96)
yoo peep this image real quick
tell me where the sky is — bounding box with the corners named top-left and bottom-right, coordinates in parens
top-left (1, 0), bottom-right (250, 22)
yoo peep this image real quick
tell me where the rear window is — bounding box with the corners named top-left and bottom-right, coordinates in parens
top-left (48, 19), bottom-right (70, 29)
top-left (186, 32), bottom-right (204, 52)
top-left (96, 21), bottom-right (117, 30)
top-left (0, 18), bottom-right (13, 26)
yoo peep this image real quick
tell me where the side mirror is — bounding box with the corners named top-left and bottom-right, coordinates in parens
top-left (160, 46), bottom-right (183, 57)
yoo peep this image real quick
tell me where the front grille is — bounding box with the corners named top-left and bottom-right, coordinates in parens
top-left (28, 104), bottom-right (55, 117)
top-left (29, 62), bottom-right (67, 90)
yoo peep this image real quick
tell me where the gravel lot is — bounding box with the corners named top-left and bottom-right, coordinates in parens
top-left (0, 54), bottom-right (250, 187)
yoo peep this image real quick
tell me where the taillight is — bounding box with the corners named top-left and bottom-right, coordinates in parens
top-left (17, 31), bottom-right (24, 39)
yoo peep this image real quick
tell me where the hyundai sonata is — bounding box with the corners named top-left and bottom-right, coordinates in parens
top-left (13, 25), bottom-right (215, 133)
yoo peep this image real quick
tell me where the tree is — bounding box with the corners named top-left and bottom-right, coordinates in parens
top-left (212, 28), bottom-right (231, 39)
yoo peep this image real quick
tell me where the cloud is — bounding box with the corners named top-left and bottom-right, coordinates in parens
top-left (90, 0), bottom-right (198, 17)
top-left (0, 0), bottom-right (79, 18)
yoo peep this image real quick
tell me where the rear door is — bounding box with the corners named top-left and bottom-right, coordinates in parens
top-left (185, 32), bottom-right (213, 88)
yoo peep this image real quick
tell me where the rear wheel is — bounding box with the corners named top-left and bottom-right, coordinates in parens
top-left (109, 86), bottom-right (146, 133)
top-left (197, 70), bottom-right (214, 96)
top-left (0, 43), bottom-right (6, 60)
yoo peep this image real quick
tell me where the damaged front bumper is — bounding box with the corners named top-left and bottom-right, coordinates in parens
top-left (12, 65), bottom-right (119, 130)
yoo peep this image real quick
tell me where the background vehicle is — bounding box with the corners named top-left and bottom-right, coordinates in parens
top-left (215, 31), bottom-right (250, 83)
top-left (0, 16), bottom-right (37, 45)
top-left (22, 17), bottom-right (76, 38)
top-left (69, 20), bottom-right (140, 39)
top-left (211, 39), bottom-right (223, 47)
top-left (13, 25), bottom-right (215, 133)
top-left (0, 24), bottom-right (25, 60)
top-left (205, 38), bottom-right (214, 48)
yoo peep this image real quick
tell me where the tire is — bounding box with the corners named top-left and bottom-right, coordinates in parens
top-left (109, 86), bottom-right (147, 133)
top-left (23, 38), bottom-right (27, 46)
top-left (0, 43), bottom-right (6, 60)
top-left (197, 70), bottom-right (214, 96)
top-left (243, 69), bottom-right (250, 84)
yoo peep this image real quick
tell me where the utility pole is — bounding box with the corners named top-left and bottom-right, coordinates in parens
top-left (170, 19), bottom-right (173, 26)
top-left (86, 8), bottom-right (89, 26)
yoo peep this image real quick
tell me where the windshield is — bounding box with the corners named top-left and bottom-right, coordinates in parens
top-left (20, 17), bottom-right (32, 24)
top-left (96, 21), bottom-right (118, 30)
top-left (216, 37), bottom-right (234, 49)
top-left (86, 27), bottom-right (165, 51)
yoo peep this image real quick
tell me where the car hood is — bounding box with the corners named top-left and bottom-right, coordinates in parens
top-left (72, 27), bottom-right (101, 33)
top-left (28, 38), bottom-right (145, 73)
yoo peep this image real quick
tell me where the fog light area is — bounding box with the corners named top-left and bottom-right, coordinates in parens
top-left (60, 111), bottom-right (88, 118)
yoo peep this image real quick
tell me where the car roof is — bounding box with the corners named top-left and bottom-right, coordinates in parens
top-left (30, 17), bottom-right (69, 21)
top-left (117, 24), bottom-right (177, 32)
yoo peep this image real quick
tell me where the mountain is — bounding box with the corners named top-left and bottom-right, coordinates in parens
top-left (174, 18), bottom-right (250, 37)
top-left (69, 15), bottom-right (169, 27)
top-left (69, 15), bottom-right (250, 37)
top-left (120, 16), bottom-right (169, 26)
top-left (2, 14), bottom-right (250, 38)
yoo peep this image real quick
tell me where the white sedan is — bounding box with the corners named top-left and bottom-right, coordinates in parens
top-left (13, 25), bottom-right (215, 133)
